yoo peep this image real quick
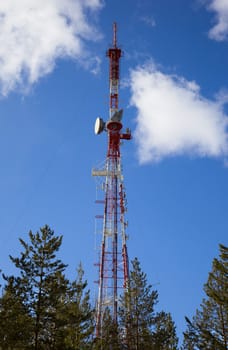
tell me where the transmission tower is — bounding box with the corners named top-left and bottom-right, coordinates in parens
top-left (92, 22), bottom-right (131, 337)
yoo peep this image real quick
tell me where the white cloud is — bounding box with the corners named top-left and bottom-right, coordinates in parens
top-left (206, 0), bottom-right (228, 41)
top-left (140, 16), bottom-right (156, 27)
top-left (129, 63), bottom-right (228, 163)
top-left (0, 0), bottom-right (103, 96)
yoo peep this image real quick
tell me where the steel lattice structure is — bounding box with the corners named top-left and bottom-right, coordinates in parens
top-left (92, 23), bottom-right (131, 337)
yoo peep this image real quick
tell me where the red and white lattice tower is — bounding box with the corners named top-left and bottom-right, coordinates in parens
top-left (92, 23), bottom-right (131, 337)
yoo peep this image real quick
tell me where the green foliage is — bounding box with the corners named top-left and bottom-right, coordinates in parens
top-left (0, 276), bottom-right (32, 349)
top-left (93, 308), bottom-right (122, 350)
top-left (152, 311), bottom-right (179, 350)
top-left (58, 264), bottom-right (94, 350)
top-left (7, 225), bottom-right (68, 349)
top-left (0, 227), bottom-right (181, 350)
top-left (183, 244), bottom-right (228, 350)
top-left (119, 258), bottom-right (178, 350)
top-left (0, 225), bottom-right (94, 350)
top-left (122, 257), bottom-right (158, 350)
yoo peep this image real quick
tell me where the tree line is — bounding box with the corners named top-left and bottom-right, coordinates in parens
top-left (0, 225), bottom-right (227, 349)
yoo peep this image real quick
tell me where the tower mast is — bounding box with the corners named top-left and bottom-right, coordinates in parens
top-left (93, 22), bottom-right (131, 337)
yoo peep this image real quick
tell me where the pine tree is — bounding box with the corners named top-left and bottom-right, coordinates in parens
top-left (152, 311), bottom-right (179, 350)
top-left (183, 244), bottom-right (228, 350)
top-left (58, 264), bottom-right (94, 350)
top-left (1, 225), bottom-right (68, 349)
top-left (0, 225), bottom-right (94, 350)
top-left (0, 276), bottom-right (32, 349)
top-left (119, 258), bottom-right (179, 350)
top-left (119, 257), bottom-right (158, 350)
top-left (93, 307), bottom-right (122, 350)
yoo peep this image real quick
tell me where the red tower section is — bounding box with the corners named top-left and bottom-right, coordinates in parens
top-left (107, 22), bottom-right (122, 118)
top-left (92, 23), bottom-right (131, 337)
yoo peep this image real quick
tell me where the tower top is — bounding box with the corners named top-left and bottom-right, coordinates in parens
top-left (94, 23), bottom-right (131, 138)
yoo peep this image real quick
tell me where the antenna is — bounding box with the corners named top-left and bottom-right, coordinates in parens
top-left (113, 22), bottom-right (117, 48)
top-left (106, 22), bottom-right (122, 119)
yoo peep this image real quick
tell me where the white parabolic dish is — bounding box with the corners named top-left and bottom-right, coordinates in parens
top-left (94, 117), bottom-right (105, 135)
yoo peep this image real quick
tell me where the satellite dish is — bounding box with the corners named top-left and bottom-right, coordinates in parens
top-left (94, 117), bottom-right (105, 135)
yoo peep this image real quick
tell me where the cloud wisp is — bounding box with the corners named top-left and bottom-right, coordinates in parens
top-left (0, 0), bottom-right (103, 96)
top-left (205, 0), bottom-right (228, 41)
top-left (140, 15), bottom-right (156, 27)
top-left (129, 63), bottom-right (228, 164)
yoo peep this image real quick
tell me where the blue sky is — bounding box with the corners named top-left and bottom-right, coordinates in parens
top-left (0, 0), bottom-right (228, 343)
